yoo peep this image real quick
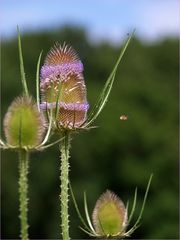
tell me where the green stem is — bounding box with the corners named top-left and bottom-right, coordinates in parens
top-left (59, 132), bottom-right (71, 240)
top-left (18, 149), bottom-right (29, 240)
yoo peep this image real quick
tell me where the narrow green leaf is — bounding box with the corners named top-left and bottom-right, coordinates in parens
top-left (55, 82), bottom-right (62, 119)
top-left (124, 201), bottom-right (129, 231)
top-left (17, 26), bottom-right (29, 96)
top-left (79, 226), bottom-right (97, 237)
top-left (36, 51), bottom-right (43, 111)
top-left (84, 73), bottom-right (116, 127)
top-left (123, 223), bottom-right (140, 237)
top-left (124, 222), bottom-right (141, 236)
top-left (84, 31), bottom-right (134, 127)
top-left (125, 174), bottom-right (153, 236)
top-left (69, 183), bottom-right (92, 232)
top-left (0, 138), bottom-right (6, 146)
top-left (126, 201), bottom-right (129, 214)
top-left (84, 192), bottom-right (96, 234)
top-left (133, 174), bottom-right (153, 226)
top-left (38, 137), bottom-right (64, 150)
top-left (18, 110), bottom-right (22, 148)
top-left (128, 188), bottom-right (137, 225)
top-left (39, 109), bottom-right (53, 146)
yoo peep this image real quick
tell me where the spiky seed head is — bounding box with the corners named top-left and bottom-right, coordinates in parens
top-left (45, 42), bottom-right (79, 65)
top-left (3, 96), bottom-right (46, 148)
top-left (92, 190), bottom-right (128, 237)
top-left (40, 43), bottom-right (89, 130)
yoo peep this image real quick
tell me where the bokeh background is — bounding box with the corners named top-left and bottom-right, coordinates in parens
top-left (1, 0), bottom-right (179, 239)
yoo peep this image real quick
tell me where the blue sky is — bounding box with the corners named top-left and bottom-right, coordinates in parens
top-left (1, 0), bottom-right (179, 43)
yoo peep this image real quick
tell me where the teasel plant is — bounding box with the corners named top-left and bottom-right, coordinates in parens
top-left (1, 26), bottom-right (134, 239)
top-left (70, 174), bottom-right (153, 239)
top-left (39, 31), bottom-right (134, 240)
top-left (0, 27), bottom-right (62, 240)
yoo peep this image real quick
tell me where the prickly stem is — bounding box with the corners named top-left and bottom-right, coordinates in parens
top-left (59, 132), bottom-right (71, 240)
top-left (18, 149), bottom-right (29, 240)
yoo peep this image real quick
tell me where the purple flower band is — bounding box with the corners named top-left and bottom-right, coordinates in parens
top-left (41, 61), bottom-right (83, 80)
top-left (40, 101), bottom-right (89, 111)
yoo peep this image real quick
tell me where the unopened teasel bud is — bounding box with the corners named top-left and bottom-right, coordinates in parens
top-left (3, 96), bottom-right (46, 148)
top-left (92, 190), bottom-right (127, 236)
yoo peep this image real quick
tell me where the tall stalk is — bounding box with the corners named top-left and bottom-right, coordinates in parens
top-left (18, 149), bottom-right (29, 240)
top-left (59, 132), bottom-right (71, 240)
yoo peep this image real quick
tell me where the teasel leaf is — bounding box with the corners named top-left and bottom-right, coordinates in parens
top-left (36, 51), bottom-right (43, 111)
top-left (84, 192), bottom-right (97, 234)
top-left (38, 137), bottom-right (64, 150)
top-left (55, 81), bottom-right (62, 120)
top-left (69, 183), bottom-right (93, 233)
top-left (128, 187), bottom-right (137, 225)
top-left (0, 138), bottom-right (6, 147)
top-left (17, 26), bottom-right (29, 97)
top-left (84, 32), bottom-right (134, 128)
top-left (37, 108), bottom-right (53, 147)
top-left (92, 190), bottom-right (127, 236)
top-left (124, 174), bottom-right (153, 236)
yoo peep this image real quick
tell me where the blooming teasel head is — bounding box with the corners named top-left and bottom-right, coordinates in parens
top-left (3, 96), bottom-right (46, 149)
top-left (40, 43), bottom-right (89, 131)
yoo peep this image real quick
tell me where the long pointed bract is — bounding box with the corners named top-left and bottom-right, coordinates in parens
top-left (125, 174), bottom-right (153, 236)
top-left (38, 137), bottom-right (63, 150)
top-left (84, 32), bottom-right (134, 127)
top-left (132, 174), bottom-right (153, 228)
top-left (38, 109), bottom-right (53, 146)
top-left (17, 26), bottom-right (29, 97)
top-left (0, 138), bottom-right (6, 146)
top-left (128, 188), bottom-right (137, 225)
top-left (84, 192), bottom-right (96, 234)
top-left (36, 51), bottom-right (43, 111)
top-left (69, 183), bottom-right (92, 232)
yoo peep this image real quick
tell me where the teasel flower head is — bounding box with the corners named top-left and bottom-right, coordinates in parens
top-left (40, 43), bottom-right (89, 131)
top-left (92, 190), bottom-right (128, 237)
top-left (3, 96), bottom-right (46, 149)
top-left (39, 33), bottom-right (134, 133)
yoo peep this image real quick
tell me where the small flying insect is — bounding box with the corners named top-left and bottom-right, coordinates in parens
top-left (120, 115), bottom-right (128, 121)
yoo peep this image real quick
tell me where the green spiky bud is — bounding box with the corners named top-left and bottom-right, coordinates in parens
top-left (92, 190), bottom-right (127, 237)
top-left (3, 96), bottom-right (46, 148)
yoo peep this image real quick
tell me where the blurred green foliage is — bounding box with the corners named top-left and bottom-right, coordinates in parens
top-left (1, 26), bottom-right (179, 239)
